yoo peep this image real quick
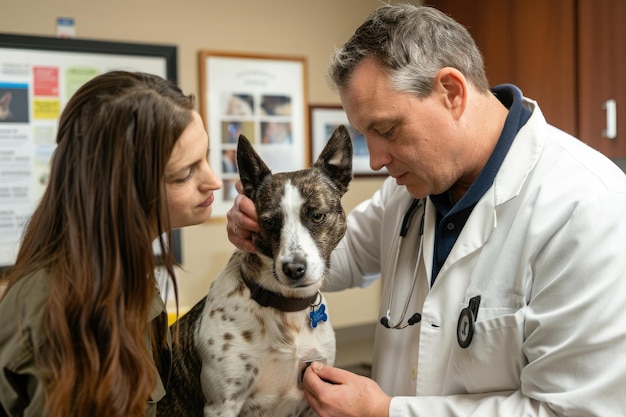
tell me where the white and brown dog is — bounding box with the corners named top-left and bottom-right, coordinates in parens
top-left (158, 125), bottom-right (353, 417)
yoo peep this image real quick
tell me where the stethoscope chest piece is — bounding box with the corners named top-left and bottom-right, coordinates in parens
top-left (457, 295), bottom-right (481, 349)
top-left (456, 307), bottom-right (475, 348)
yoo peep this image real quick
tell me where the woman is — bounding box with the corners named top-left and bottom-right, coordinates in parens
top-left (0, 71), bottom-right (222, 417)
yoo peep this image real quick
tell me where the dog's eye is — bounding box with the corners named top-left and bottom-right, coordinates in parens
top-left (262, 218), bottom-right (276, 229)
top-left (311, 213), bottom-right (325, 224)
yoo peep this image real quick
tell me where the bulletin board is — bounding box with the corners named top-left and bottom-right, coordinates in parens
top-left (0, 33), bottom-right (180, 267)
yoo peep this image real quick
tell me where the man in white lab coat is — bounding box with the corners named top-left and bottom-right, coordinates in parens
top-left (227, 4), bottom-right (626, 416)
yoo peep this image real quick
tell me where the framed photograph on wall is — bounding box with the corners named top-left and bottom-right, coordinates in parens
top-left (309, 104), bottom-right (388, 177)
top-left (199, 51), bottom-right (308, 217)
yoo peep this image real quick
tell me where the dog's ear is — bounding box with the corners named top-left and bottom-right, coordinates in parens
top-left (313, 125), bottom-right (353, 194)
top-left (237, 134), bottom-right (272, 200)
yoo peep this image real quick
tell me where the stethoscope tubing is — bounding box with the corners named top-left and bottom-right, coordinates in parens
top-left (382, 197), bottom-right (481, 348)
top-left (382, 198), bottom-right (424, 329)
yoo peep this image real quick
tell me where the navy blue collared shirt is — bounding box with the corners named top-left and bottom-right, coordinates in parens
top-left (429, 84), bottom-right (531, 284)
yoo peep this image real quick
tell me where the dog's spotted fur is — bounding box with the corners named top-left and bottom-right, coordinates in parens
top-left (157, 126), bottom-right (353, 417)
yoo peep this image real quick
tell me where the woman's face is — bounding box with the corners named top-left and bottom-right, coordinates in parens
top-left (165, 111), bottom-right (222, 229)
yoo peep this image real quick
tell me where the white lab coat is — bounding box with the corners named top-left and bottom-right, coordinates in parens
top-left (328, 99), bottom-right (626, 416)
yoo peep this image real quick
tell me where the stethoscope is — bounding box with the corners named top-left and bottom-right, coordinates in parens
top-left (380, 198), bottom-right (424, 330)
top-left (379, 198), bottom-right (481, 349)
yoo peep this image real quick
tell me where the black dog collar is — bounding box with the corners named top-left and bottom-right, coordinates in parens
top-left (242, 277), bottom-right (319, 313)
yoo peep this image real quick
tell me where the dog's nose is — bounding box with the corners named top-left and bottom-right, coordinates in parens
top-left (282, 261), bottom-right (306, 280)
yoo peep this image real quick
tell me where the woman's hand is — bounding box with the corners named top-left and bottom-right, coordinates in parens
top-left (226, 181), bottom-right (259, 253)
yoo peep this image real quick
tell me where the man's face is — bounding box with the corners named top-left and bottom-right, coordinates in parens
top-left (340, 57), bottom-right (466, 199)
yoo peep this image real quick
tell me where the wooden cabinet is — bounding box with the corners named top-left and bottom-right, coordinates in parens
top-left (427, 0), bottom-right (626, 157)
top-left (577, 0), bottom-right (626, 157)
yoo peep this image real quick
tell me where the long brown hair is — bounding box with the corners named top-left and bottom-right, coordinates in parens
top-left (5, 71), bottom-right (194, 417)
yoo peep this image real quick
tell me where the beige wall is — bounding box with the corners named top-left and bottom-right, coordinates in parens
top-left (1, 0), bottom-right (423, 328)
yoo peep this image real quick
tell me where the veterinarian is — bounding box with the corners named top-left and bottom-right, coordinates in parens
top-left (0, 71), bottom-right (222, 417)
top-left (227, 4), bottom-right (626, 417)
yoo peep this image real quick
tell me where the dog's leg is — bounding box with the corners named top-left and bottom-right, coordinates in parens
top-left (196, 301), bottom-right (263, 416)
top-left (199, 355), bottom-right (260, 417)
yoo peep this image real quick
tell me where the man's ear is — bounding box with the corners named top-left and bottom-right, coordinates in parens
top-left (434, 67), bottom-right (467, 120)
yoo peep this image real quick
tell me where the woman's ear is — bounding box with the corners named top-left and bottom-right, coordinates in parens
top-left (434, 67), bottom-right (467, 120)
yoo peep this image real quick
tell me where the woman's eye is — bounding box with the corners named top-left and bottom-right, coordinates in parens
top-left (176, 167), bottom-right (196, 183)
top-left (311, 213), bottom-right (325, 224)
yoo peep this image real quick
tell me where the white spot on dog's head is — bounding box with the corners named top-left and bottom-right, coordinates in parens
top-left (274, 181), bottom-right (324, 288)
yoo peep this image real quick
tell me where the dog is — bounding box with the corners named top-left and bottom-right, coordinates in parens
top-left (158, 125), bottom-right (353, 416)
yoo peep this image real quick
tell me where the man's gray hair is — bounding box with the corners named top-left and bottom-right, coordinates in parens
top-left (328, 4), bottom-right (490, 97)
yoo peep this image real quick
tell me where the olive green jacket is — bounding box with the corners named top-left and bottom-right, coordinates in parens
top-left (0, 270), bottom-right (170, 417)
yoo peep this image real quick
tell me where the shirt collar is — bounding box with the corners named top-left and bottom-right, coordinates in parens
top-left (150, 286), bottom-right (167, 321)
top-left (431, 84), bottom-right (531, 216)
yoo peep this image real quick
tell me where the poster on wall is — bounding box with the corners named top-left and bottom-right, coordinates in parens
top-left (199, 51), bottom-right (308, 217)
top-left (0, 33), bottom-right (179, 267)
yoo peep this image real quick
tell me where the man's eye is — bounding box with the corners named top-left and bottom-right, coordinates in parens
top-left (379, 127), bottom-right (394, 138)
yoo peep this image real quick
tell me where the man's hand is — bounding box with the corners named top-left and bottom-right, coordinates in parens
top-left (303, 362), bottom-right (391, 417)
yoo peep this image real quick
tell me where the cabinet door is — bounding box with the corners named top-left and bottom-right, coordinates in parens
top-left (577, 0), bottom-right (626, 157)
top-left (426, 0), bottom-right (577, 136)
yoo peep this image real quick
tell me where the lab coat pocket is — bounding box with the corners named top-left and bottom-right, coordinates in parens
top-left (453, 307), bottom-right (526, 393)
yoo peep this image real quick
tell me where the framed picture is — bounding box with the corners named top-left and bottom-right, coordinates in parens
top-left (0, 33), bottom-right (181, 267)
top-left (309, 104), bottom-right (388, 177)
top-left (199, 51), bottom-right (308, 217)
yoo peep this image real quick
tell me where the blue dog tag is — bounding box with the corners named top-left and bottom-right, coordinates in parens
top-left (309, 303), bottom-right (328, 328)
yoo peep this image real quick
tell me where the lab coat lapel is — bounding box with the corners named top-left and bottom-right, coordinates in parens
top-left (434, 98), bottom-right (545, 280)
